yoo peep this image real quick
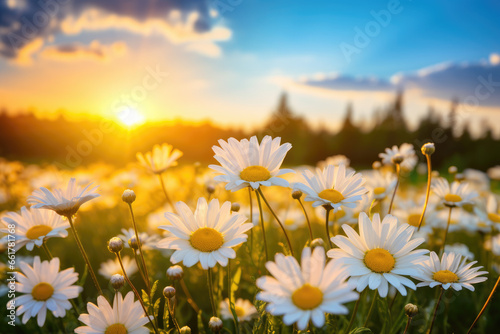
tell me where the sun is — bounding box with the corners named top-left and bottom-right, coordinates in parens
top-left (118, 108), bottom-right (145, 127)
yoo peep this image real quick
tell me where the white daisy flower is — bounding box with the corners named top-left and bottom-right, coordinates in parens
top-left (220, 298), bottom-right (258, 322)
top-left (328, 213), bottom-right (429, 298)
top-left (365, 170), bottom-right (397, 200)
top-left (474, 194), bottom-right (500, 228)
top-left (256, 247), bottom-right (358, 330)
top-left (75, 291), bottom-right (151, 334)
top-left (157, 198), bottom-right (253, 269)
top-left (379, 143), bottom-right (418, 171)
top-left (413, 252), bottom-right (487, 291)
top-left (209, 135), bottom-right (293, 191)
top-left (27, 177), bottom-right (100, 217)
top-left (444, 243), bottom-right (475, 260)
top-left (392, 199), bottom-right (433, 236)
top-left (317, 155), bottom-right (351, 169)
top-left (98, 256), bottom-right (138, 280)
top-left (487, 165), bottom-right (500, 180)
top-left (279, 207), bottom-right (306, 231)
top-left (431, 178), bottom-right (478, 208)
top-left (136, 143), bottom-right (183, 175)
top-left (13, 256), bottom-right (82, 326)
top-left (0, 207), bottom-right (69, 251)
top-left (294, 164), bottom-right (367, 212)
top-left (118, 228), bottom-right (160, 251)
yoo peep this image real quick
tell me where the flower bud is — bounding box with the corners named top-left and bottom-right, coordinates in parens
top-left (208, 316), bottom-right (223, 332)
top-left (128, 236), bottom-right (139, 250)
top-left (122, 189), bottom-right (136, 204)
top-left (180, 326), bottom-right (192, 334)
top-left (455, 173), bottom-right (465, 182)
top-left (166, 265), bottom-right (184, 280)
top-left (207, 185), bottom-right (216, 195)
top-left (448, 166), bottom-right (458, 174)
top-left (431, 170), bottom-right (440, 178)
top-left (292, 190), bottom-right (303, 200)
top-left (391, 154), bottom-right (404, 165)
top-left (163, 286), bottom-right (176, 299)
top-left (421, 142), bottom-right (435, 155)
top-left (231, 202), bottom-right (240, 212)
top-left (372, 161), bottom-right (382, 170)
top-left (404, 303), bottom-right (418, 317)
top-left (110, 274), bottom-right (125, 290)
top-left (311, 238), bottom-right (324, 248)
top-left (107, 237), bottom-right (124, 253)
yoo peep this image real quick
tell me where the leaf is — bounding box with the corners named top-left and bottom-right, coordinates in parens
top-left (151, 280), bottom-right (159, 300)
top-left (197, 310), bottom-right (208, 334)
top-left (349, 328), bottom-right (373, 334)
top-left (142, 289), bottom-right (150, 308)
top-left (153, 297), bottom-right (161, 320)
top-left (252, 300), bottom-right (267, 334)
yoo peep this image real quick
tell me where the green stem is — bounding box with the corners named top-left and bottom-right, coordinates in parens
top-left (41, 242), bottom-right (53, 260)
top-left (403, 316), bottom-right (412, 334)
top-left (426, 288), bottom-right (444, 334)
top-left (255, 190), bottom-right (269, 262)
top-left (417, 154), bottom-right (432, 231)
top-left (467, 274), bottom-right (500, 333)
top-left (159, 173), bottom-right (175, 209)
top-left (325, 207), bottom-right (333, 249)
top-left (67, 215), bottom-right (103, 295)
top-left (388, 164), bottom-right (400, 215)
top-left (440, 206), bottom-right (453, 256)
top-left (345, 292), bottom-right (363, 334)
top-left (363, 292), bottom-right (378, 327)
top-left (257, 188), bottom-right (294, 256)
top-left (208, 268), bottom-right (217, 316)
top-left (180, 279), bottom-right (200, 313)
top-left (297, 198), bottom-right (313, 242)
top-left (166, 297), bottom-right (181, 333)
top-left (248, 187), bottom-right (254, 255)
top-left (228, 261), bottom-right (240, 333)
top-left (128, 203), bottom-right (151, 293)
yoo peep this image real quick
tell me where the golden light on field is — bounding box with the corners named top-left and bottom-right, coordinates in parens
top-left (118, 108), bottom-right (145, 127)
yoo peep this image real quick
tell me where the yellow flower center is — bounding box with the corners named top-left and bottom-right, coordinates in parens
top-left (292, 284), bottom-right (323, 310)
top-left (190, 228), bottom-right (224, 252)
top-left (364, 248), bottom-right (395, 273)
top-left (26, 225), bottom-right (53, 240)
top-left (235, 306), bottom-right (246, 318)
top-left (240, 166), bottom-right (271, 182)
top-left (433, 270), bottom-right (458, 284)
top-left (444, 194), bottom-right (462, 203)
top-left (32, 282), bottom-right (54, 301)
top-left (318, 189), bottom-right (345, 203)
top-left (488, 212), bottom-right (500, 223)
top-left (105, 323), bottom-right (127, 334)
top-left (408, 214), bottom-right (423, 227)
top-left (284, 219), bottom-right (295, 226)
top-left (373, 187), bottom-right (386, 195)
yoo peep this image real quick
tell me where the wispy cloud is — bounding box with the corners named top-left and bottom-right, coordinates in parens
top-left (40, 41), bottom-right (127, 62)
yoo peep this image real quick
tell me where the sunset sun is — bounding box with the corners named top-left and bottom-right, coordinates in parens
top-left (118, 108), bottom-right (145, 127)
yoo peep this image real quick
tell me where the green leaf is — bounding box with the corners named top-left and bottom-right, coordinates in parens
top-left (252, 300), bottom-right (267, 334)
top-left (349, 328), bottom-right (373, 334)
top-left (142, 289), bottom-right (150, 308)
top-left (153, 297), bottom-right (161, 320)
top-left (151, 280), bottom-right (159, 300)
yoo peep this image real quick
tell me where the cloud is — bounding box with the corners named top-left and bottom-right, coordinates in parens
top-left (40, 40), bottom-right (127, 62)
top-left (282, 54), bottom-right (500, 108)
top-left (0, 0), bottom-right (230, 63)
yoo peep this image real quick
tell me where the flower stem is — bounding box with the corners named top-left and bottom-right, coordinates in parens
top-left (166, 296), bottom-right (181, 333)
top-left (417, 154), bottom-right (432, 231)
top-left (388, 164), bottom-right (401, 215)
top-left (403, 316), bottom-right (412, 334)
top-left (440, 206), bottom-right (453, 255)
top-left (345, 292), bottom-right (362, 334)
top-left (467, 274), bottom-right (500, 333)
top-left (255, 190), bottom-right (269, 262)
top-left (363, 291), bottom-right (377, 327)
top-left (248, 187), bottom-right (254, 255)
top-left (41, 242), bottom-right (53, 260)
top-left (227, 260), bottom-right (240, 334)
top-left (297, 198), bottom-right (313, 242)
top-left (207, 268), bottom-right (217, 316)
top-left (180, 279), bottom-right (200, 313)
top-left (159, 173), bottom-right (175, 209)
top-left (67, 215), bottom-right (103, 295)
top-left (128, 203), bottom-right (151, 293)
top-left (325, 207), bottom-right (333, 249)
top-left (117, 253), bottom-right (159, 334)
top-left (426, 288), bottom-right (444, 334)
top-left (257, 188), bottom-right (294, 256)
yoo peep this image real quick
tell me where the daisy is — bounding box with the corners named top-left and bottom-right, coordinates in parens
top-left (294, 164), bottom-right (367, 212)
top-left (256, 247), bottom-right (358, 330)
top-left (0, 207), bottom-right (69, 251)
top-left (413, 252), bottom-right (487, 291)
top-left (365, 170), bottom-right (397, 200)
top-left (279, 207), bottom-right (306, 231)
top-left (136, 143), bottom-right (183, 175)
top-left (444, 243), bottom-right (475, 260)
top-left (328, 213), bottom-right (428, 297)
top-left (220, 298), bottom-right (258, 322)
top-left (98, 256), bottom-right (138, 280)
top-left (209, 135), bottom-right (294, 191)
top-left (118, 228), bottom-right (160, 251)
top-left (379, 143), bottom-right (418, 171)
top-left (474, 194), bottom-right (500, 228)
top-left (317, 155), bottom-right (351, 169)
top-left (13, 256), bottom-right (82, 326)
top-left (27, 177), bottom-right (100, 217)
top-left (157, 197), bottom-right (253, 269)
top-left (392, 198), bottom-right (434, 236)
top-left (75, 291), bottom-right (151, 334)
top-left (431, 178), bottom-right (477, 208)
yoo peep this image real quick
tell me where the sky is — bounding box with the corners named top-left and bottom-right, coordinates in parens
top-left (1, 0), bottom-right (500, 134)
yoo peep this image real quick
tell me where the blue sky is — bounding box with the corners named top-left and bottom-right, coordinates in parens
top-left (1, 0), bottom-right (499, 133)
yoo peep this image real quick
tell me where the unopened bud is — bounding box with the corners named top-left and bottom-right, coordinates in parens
top-left (122, 189), bottom-right (136, 204)
top-left (180, 326), bottom-right (192, 334)
top-left (391, 154), bottom-right (404, 165)
top-left (292, 190), bottom-right (303, 200)
top-left (404, 303), bottom-right (418, 317)
top-left (107, 237), bottom-right (124, 253)
top-left (163, 286), bottom-right (176, 299)
top-left (110, 274), bottom-right (125, 290)
top-left (128, 236), bottom-right (139, 250)
top-left (231, 203), bottom-right (240, 212)
top-left (207, 185), bottom-right (215, 194)
top-left (166, 265), bottom-right (184, 280)
top-left (421, 143), bottom-right (435, 155)
top-left (311, 238), bottom-right (325, 248)
top-left (431, 170), bottom-right (440, 178)
top-left (209, 316), bottom-right (223, 332)
top-left (455, 173), bottom-right (465, 182)
top-left (372, 161), bottom-right (382, 170)
top-left (448, 166), bottom-right (458, 174)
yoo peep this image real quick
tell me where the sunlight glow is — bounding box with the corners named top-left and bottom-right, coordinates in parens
top-left (118, 108), bottom-right (145, 127)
